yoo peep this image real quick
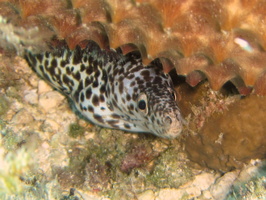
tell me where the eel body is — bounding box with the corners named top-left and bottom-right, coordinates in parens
top-left (25, 41), bottom-right (183, 139)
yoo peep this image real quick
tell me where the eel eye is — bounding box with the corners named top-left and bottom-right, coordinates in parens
top-left (137, 93), bottom-right (148, 114)
top-left (168, 88), bottom-right (177, 101)
top-left (138, 100), bottom-right (146, 110)
top-left (172, 91), bottom-right (177, 101)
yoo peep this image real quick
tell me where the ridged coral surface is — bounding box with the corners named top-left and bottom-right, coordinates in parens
top-left (1, 0), bottom-right (266, 94)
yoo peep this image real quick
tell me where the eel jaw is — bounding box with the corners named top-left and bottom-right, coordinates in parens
top-left (161, 114), bottom-right (183, 139)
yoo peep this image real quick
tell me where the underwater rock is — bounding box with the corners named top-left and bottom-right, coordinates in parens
top-left (38, 91), bottom-right (65, 113)
top-left (11, 108), bottom-right (34, 125)
top-left (0, 1), bottom-right (265, 199)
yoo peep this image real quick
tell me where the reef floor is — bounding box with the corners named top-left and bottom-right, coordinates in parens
top-left (0, 55), bottom-right (265, 200)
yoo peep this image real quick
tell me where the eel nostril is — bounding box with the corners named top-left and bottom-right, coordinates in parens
top-left (164, 116), bottom-right (172, 125)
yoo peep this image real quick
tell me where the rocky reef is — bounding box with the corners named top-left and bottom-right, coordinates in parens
top-left (0, 0), bottom-right (265, 199)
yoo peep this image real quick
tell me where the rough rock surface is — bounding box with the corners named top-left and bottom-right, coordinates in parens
top-left (0, 0), bottom-right (265, 199)
top-left (0, 53), bottom-right (265, 200)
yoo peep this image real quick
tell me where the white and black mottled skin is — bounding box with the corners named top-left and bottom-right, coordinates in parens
top-left (25, 41), bottom-right (183, 139)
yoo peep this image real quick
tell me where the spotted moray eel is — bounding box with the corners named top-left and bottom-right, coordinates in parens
top-left (24, 41), bottom-right (183, 139)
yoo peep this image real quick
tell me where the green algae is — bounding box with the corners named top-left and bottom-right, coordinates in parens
top-left (68, 123), bottom-right (85, 138)
top-left (0, 95), bottom-right (9, 116)
top-left (0, 132), bottom-right (69, 200)
top-left (0, 138), bottom-right (30, 198)
top-left (61, 127), bottom-right (194, 199)
top-left (227, 163), bottom-right (266, 200)
top-left (1, 129), bottom-right (22, 151)
top-left (146, 147), bottom-right (193, 188)
top-left (0, 119), bottom-right (6, 132)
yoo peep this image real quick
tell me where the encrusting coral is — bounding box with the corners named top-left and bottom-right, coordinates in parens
top-left (183, 90), bottom-right (266, 171)
top-left (1, 0), bottom-right (266, 94)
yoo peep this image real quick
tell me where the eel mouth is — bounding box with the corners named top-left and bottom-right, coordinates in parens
top-left (163, 123), bottom-right (183, 139)
top-left (149, 117), bottom-right (183, 139)
top-left (160, 113), bottom-right (184, 139)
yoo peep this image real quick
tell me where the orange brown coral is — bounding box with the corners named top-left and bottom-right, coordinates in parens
top-left (1, 0), bottom-right (266, 94)
top-left (184, 93), bottom-right (266, 171)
